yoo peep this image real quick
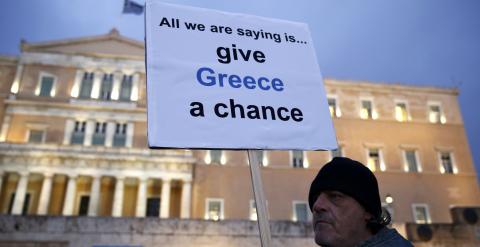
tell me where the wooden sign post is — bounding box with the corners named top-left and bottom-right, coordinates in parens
top-left (248, 150), bottom-right (272, 247)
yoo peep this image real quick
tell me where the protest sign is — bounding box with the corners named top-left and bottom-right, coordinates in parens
top-left (145, 1), bottom-right (337, 150)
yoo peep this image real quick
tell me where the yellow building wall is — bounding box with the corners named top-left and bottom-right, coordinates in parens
top-left (98, 177), bottom-right (114, 216)
top-left (48, 175), bottom-right (67, 215)
top-left (0, 173), bottom-right (18, 213)
top-left (6, 115), bottom-right (67, 144)
top-left (123, 178), bottom-right (138, 217)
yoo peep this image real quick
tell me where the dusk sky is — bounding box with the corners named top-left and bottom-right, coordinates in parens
top-left (1, 0), bottom-right (479, 180)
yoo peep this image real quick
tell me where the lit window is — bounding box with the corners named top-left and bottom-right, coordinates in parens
top-left (291, 150), bottom-right (304, 168)
top-left (428, 104), bottom-right (445, 124)
top-left (79, 72), bottom-right (94, 99)
top-left (395, 102), bottom-right (408, 122)
top-left (113, 123), bottom-right (127, 147)
top-left (404, 150), bottom-right (420, 172)
top-left (92, 122), bottom-right (107, 146)
top-left (327, 98), bottom-right (339, 118)
top-left (367, 148), bottom-right (385, 171)
top-left (256, 150), bottom-right (269, 166)
top-left (28, 130), bottom-right (45, 143)
top-left (412, 204), bottom-right (431, 224)
top-left (249, 200), bottom-right (257, 221)
top-left (209, 150), bottom-right (222, 164)
top-left (38, 75), bottom-right (55, 97)
top-left (439, 152), bottom-right (455, 174)
top-left (293, 201), bottom-right (310, 222)
top-left (205, 198), bottom-right (224, 221)
top-left (71, 121), bottom-right (86, 145)
top-left (99, 74), bottom-right (113, 100)
top-left (360, 100), bottom-right (373, 119)
top-left (119, 75), bottom-right (133, 101)
top-left (330, 146), bottom-right (343, 159)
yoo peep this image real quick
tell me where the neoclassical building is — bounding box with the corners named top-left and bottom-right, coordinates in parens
top-left (0, 29), bottom-right (479, 234)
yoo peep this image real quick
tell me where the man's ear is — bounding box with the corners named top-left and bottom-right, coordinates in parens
top-left (364, 211), bottom-right (373, 222)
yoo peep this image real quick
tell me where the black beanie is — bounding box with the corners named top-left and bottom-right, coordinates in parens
top-left (308, 157), bottom-right (382, 219)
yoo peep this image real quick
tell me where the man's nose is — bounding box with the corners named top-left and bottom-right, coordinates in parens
top-left (313, 193), bottom-right (328, 212)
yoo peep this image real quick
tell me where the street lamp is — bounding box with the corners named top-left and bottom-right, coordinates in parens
top-left (385, 194), bottom-right (394, 204)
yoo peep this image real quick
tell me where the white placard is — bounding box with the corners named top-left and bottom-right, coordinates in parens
top-left (145, 1), bottom-right (337, 150)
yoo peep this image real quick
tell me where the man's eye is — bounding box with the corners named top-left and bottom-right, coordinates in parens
top-left (329, 193), bottom-right (343, 200)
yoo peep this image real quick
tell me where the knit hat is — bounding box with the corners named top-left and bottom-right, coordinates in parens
top-left (308, 157), bottom-right (382, 219)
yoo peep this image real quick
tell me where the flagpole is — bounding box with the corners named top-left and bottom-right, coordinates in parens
top-left (247, 150), bottom-right (272, 247)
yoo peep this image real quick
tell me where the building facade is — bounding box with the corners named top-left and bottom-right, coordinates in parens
top-left (0, 30), bottom-right (479, 243)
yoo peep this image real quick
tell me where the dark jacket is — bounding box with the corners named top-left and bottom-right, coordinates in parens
top-left (355, 227), bottom-right (414, 247)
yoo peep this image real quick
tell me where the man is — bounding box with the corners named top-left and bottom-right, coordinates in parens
top-left (308, 157), bottom-right (413, 247)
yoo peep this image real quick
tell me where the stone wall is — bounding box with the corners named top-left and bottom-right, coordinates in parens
top-left (0, 216), bottom-right (315, 247)
top-left (1, 216), bottom-right (479, 247)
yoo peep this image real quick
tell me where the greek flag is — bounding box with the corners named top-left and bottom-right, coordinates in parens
top-left (123, 0), bottom-right (144, 15)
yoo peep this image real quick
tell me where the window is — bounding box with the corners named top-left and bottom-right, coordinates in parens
top-left (100, 74), bottom-right (113, 100)
top-left (71, 121), bottom-right (86, 145)
top-left (330, 146), bottom-right (343, 159)
top-left (367, 148), bottom-right (384, 172)
top-left (78, 195), bottom-right (90, 216)
top-left (412, 204), bottom-right (431, 224)
top-left (360, 100), bottom-right (373, 119)
top-left (119, 75), bottom-right (133, 101)
top-left (92, 122), bottom-right (107, 146)
top-left (205, 198), bottom-right (224, 221)
top-left (293, 201), bottom-right (310, 222)
top-left (327, 97), bottom-right (340, 118)
top-left (428, 104), bottom-right (445, 124)
top-left (395, 102), bottom-right (408, 122)
top-left (439, 152), bottom-right (455, 174)
top-left (146, 197), bottom-right (160, 217)
top-left (79, 72), bottom-right (94, 99)
top-left (249, 200), bottom-right (257, 221)
top-left (209, 150), bottom-right (223, 164)
top-left (28, 130), bottom-right (45, 143)
top-left (38, 75), bottom-right (55, 97)
top-left (404, 150), bottom-right (420, 172)
top-left (113, 123), bottom-right (127, 147)
top-left (291, 150), bottom-right (304, 168)
top-left (249, 200), bottom-right (268, 221)
top-left (256, 150), bottom-right (268, 166)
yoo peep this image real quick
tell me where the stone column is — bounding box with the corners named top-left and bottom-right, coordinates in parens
top-left (104, 122), bottom-right (116, 147)
top-left (63, 119), bottom-right (75, 145)
top-left (0, 114), bottom-right (12, 142)
top-left (180, 179), bottom-right (192, 219)
top-left (111, 72), bottom-right (122, 100)
top-left (90, 71), bottom-right (102, 99)
top-left (125, 122), bottom-right (134, 148)
top-left (10, 63), bottom-right (23, 95)
top-left (160, 179), bottom-right (171, 218)
top-left (37, 173), bottom-right (54, 215)
top-left (70, 70), bottom-right (84, 98)
top-left (112, 176), bottom-right (125, 217)
top-left (83, 120), bottom-right (95, 146)
top-left (62, 175), bottom-right (78, 216)
top-left (88, 175), bottom-right (102, 216)
top-left (11, 172), bottom-right (29, 215)
top-left (135, 177), bottom-right (148, 217)
top-left (130, 73), bottom-right (139, 101)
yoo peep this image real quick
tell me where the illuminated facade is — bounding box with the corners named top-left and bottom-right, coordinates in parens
top-left (0, 30), bottom-right (479, 234)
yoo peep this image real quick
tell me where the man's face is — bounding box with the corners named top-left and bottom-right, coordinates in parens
top-left (312, 190), bottom-right (371, 247)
